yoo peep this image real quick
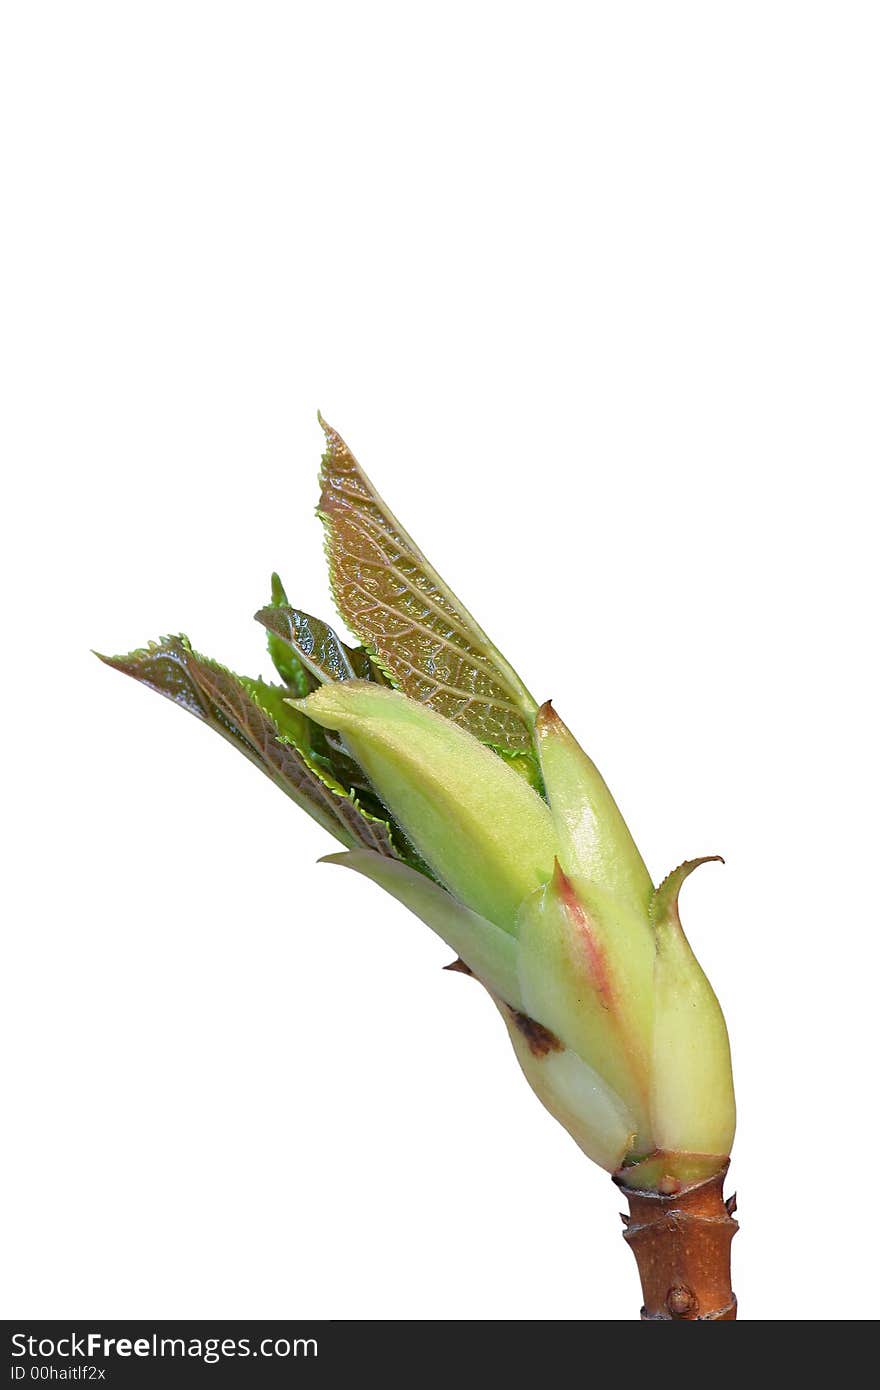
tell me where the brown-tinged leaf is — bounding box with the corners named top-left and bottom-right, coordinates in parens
top-left (96, 636), bottom-right (398, 856)
top-left (317, 416), bottom-right (538, 752)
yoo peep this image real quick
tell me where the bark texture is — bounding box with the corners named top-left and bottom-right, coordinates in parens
top-left (615, 1164), bottom-right (738, 1320)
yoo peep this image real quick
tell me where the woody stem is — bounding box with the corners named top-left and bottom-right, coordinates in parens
top-left (614, 1165), bottom-right (738, 1320)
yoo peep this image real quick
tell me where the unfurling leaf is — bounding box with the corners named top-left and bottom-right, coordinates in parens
top-left (317, 416), bottom-right (538, 753)
top-left (96, 637), bottom-right (398, 857)
top-left (255, 603), bottom-right (379, 685)
top-left (264, 574), bottom-right (316, 695)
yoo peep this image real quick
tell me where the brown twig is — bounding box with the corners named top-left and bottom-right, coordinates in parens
top-left (615, 1164), bottom-right (738, 1320)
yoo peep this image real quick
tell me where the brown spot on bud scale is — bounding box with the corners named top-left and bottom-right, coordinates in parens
top-left (509, 1008), bottom-right (564, 1058)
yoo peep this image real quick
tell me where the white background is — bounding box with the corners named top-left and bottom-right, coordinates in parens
top-left (2, 3), bottom-right (877, 1321)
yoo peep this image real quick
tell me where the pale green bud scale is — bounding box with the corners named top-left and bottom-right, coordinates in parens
top-left (517, 862), bottom-right (653, 1147)
top-left (534, 701), bottom-right (654, 916)
top-left (321, 848), bottom-right (523, 1009)
top-left (649, 858), bottom-right (736, 1160)
top-left (289, 682), bottom-right (557, 933)
top-left (500, 1009), bottom-right (638, 1173)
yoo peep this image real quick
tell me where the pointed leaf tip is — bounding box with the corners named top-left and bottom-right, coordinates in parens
top-left (99, 636), bottom-right (402, 857)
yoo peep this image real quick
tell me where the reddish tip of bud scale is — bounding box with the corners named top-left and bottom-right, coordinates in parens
top-left (535, 699), bottom-right (562, 734)
top-left (550, 854), bottom-right (570, 892)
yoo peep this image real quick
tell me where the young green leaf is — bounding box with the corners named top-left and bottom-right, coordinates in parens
top-left (264, 574), bottom-right (316, 695)
top-left (317, 416), bottom-right (538, 752)
top-left (255, 603), bottom-right (378, 685)
top-left (96, 636), bottom-right (397, 856)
